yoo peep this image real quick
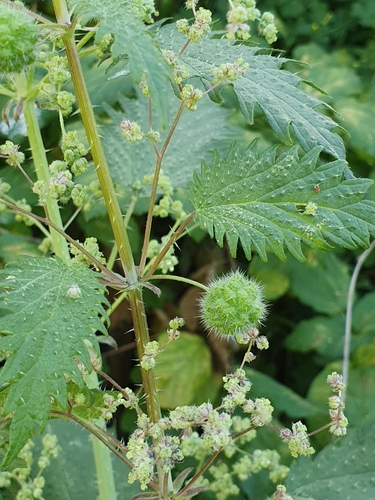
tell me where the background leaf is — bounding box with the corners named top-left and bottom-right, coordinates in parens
top-left (32, 419), bottom-right (141, 500)
top-left (190, 141), bottom-right (375, 261)
top-left (0, 257), bottom-right (108, 464)
top-left (67, 0), bottom-right (172, 126)
top-left (155, 332), bottom-right (221, 408)
top-left (99, 93), bottom-right (237, 206)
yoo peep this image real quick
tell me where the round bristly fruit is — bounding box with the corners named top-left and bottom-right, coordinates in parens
top-left (199, 271), bottom-right (266, 340)
top-left (0, 4), bottom-right (39, 75)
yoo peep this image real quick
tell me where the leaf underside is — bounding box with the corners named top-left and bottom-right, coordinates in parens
top-left (0, 257), bottom-right (108, 464)
top-left (156, 25), bottom-right (345, 160)
top-left (190, 141), bottom-right (375, 261)
top-left (68, 0), bottom-right (172, 126)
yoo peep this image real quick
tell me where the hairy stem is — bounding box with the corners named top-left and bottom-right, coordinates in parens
top-left (52, 1), bottom-right (170, 496)
top-left (22, 93), bottom-right (70, 263)
top-left (139, 102), bottom-right (186, 272)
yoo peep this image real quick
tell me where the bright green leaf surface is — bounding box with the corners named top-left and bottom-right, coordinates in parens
top-left (286, 420), bottom-right (375, 500)
top-left (156, 25), bottom-right (345, 159)
top-left (68, 0), bottom-right (172, 126)
top-left (190, 141), bottom-right (375, 261)
top-left (0, 257), bottom-right (108, 464)
top-left (155, 332), bottom-right (220, 408)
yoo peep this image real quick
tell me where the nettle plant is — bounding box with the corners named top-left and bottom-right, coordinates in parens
top-left (0, 0), bottom-right (374, 499)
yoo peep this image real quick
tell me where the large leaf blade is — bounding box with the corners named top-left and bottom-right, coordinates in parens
top-left (0, 257), bottom-right (108, 464)
top-left (190, 141), bottom-right (375, 261)
top-left (156, 25), bottom-right (345, 159)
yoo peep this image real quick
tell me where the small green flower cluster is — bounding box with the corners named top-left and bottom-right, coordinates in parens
top-left (162, 50), bottom-right (190, 86)
top-left (210, 58), bottom-right (249, 85)
top-left (0, 140), bottom-right (25, 167)
top-left (140, 340), bottom-right (160, 370)
top-left (326, 372), bottom-right (348, 436)
top-left (207, 446), bottom-right (289, 500)
top-left (167, 316), bottom-right (185, 340)
top-left (120, 119), bottom-right (144, 142)
top-left (180, 84), bottom-right (203, 111)
top-left (33, 131), bottom-right (89, 207)
top-left (147, 236), bottom-right (178, 274)
top-left (38, 54), bottom-right (75, 116)
top-left (177, 2), bottom-right (212, 43)
top-left (94, 33), bottom-right (114, 60)
top-left (0, 434), bottom-right (60, 500)
top-left (0, 3), bottom-right (39, 76)
top-left (69, 237), bottom-right (106, 267)
top-left (226, 0), bottom-right (278, 44)
top-left (129, 0), bottom-right (159, 24)
top-left (280, 421), bottom-right (315, 458)
top-left (269, 484), bottom-right (294, 500)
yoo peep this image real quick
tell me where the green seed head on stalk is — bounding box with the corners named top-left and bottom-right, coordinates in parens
top-left (0, 3), bottom-right (39, 76)
top-left (199, 271), bottom-right (267, 343)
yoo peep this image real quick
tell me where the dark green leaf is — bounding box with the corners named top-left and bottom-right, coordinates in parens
top-left (190, 141), bottom-right (375, 261)
top-left (285, 316), bottom-right (345, 360)
top-left (246, 368), bottom-right (322, 419)
top-left (0, 257), bottom-right (108, 464)
top-left (286, 251), bottom-right (350, 315)
top-left (155, 332), bottom-right (220, 408)
top-left (33, 419), bottom-right (141, 499)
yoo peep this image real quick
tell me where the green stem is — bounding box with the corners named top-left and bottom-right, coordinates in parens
top-left (139, 102), bottom-right (186, 272)
top-left (145, 274), bottom-right (208, 291)
top-left (52, 1), bottom-right (170, 496)
top-left (144, 212), bottom-right (195, 278)
top-left (85, 371), bottom-right (118, 500)
top-left (22, 91), bottom-right (70, 263)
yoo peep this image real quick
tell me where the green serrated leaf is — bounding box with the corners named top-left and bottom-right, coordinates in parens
top-left (286, 420), bottom-right (375, 500)
top-left (0, 257), bottom-right (109, 464)
top-left (190, 141), bottom-right (375, 261)
top-left (67, 0), bottom-right (172, 126)
top-left (156, 25), bottom-right (345, 159)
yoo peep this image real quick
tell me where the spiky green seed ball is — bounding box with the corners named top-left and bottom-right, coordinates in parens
top-left (0, 5), bottom-right (39, 75)
top-left (199, 271), bottom-right (266, 339)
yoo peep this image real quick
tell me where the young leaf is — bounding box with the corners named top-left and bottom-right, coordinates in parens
top-left (156, 25), bottom-right (345, 159)
top-left (190, 141), bottom-right (375, 261)
top-left (67, 0), bottom-right (172, 126)
top-left (0, 257), bottom-right (109, 464)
